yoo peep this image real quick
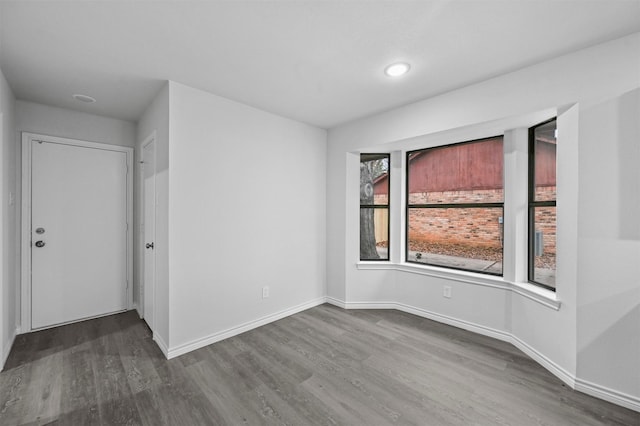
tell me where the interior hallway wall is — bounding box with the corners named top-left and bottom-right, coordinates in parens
top-left (166, 82), bottom-right (327, 356)
top-left (0, 66), bottom-right (16, 369)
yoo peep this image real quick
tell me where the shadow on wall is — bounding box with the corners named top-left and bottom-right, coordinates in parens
top-left (577, 287), bottom-right (640, 396)
top-left (617, 89), bottom-right (640, 241)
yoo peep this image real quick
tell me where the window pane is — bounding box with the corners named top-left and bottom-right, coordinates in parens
top-left (533, 120), bottom-right (557, 202)
top-left (408, 137), bottom-right (503, 204)
top-left (408, 207), bottom-right (503, 275)
top-left (360, 154), bottom-right (389, 205)
top-left (360, 208), bottom-right (388, 260)
top-left (532, 206), bottom-right (556, 288)
top-left (360, 153), bottom-right (390, 261)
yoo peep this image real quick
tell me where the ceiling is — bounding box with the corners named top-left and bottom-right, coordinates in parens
top-left (1, 1), bottom-right (639, 129)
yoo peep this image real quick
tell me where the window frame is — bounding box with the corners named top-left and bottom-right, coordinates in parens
top-left (528, 118), bottom-right (557, 291)
top-left (359, 153), bottom-right (391, 261)
top-left (405, 136), bottom-right (505, 276)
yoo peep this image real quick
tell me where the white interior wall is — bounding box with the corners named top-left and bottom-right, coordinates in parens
top-left (509, 103), bottom-right (580, 382)
top-left (166, 82), bottom-right (327, 356)
top-left (0, 67), bottom-right (16, 369)
top-left (326, 33), bottom-right (640, 409)
top-left (135, 83), bottom-right (171, 351)
top-left (576, 88), bottom-right (640, 402)
top-left (16, 101), bottom-right (136, 148)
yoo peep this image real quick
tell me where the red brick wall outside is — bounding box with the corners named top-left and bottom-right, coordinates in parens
top-left (373, 194), bottom-right (388, 204)
top-left (409, 207), bottom-right (503, 248)
top-left (379, 186), bottom-right (557, 254)
top-left (408, 188), bottom-right (503, 204)
top-left (533, 202), bottom-right (556, 255)
top-left (408, 189), bottom-right (504, 249)
top-left (532, 185), bottom-right (556, 255)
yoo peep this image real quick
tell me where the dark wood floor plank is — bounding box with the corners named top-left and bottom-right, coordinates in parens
top-left (233, 350), bottom-right (346, 425)
top-left (18, 349), bottom-right (63, 425)
top-left (0, 305), bottom-right (637, 426)
top-left (0, 364), bottom-right (31, 424)
top-left (185, 359), bottom-right (265, 425)
top-left (117, 324), bottom-right (163, 394)
top-left (300, 374), bottom-right (399, 425)
top-left (59, 349), bottom-right (100, 425)
top-left (235, 332), bottom-right (313, 388)
top-left (91, 347), bottom-right (142, 425)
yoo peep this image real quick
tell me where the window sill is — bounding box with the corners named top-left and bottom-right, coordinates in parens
top-left (509, 281), bottom-right (560, 310)
top-left (356, 261), bottom-right (561, 310)
top-left (356, 261), bottom-right (395, 270)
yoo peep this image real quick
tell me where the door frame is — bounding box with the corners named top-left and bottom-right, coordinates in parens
top-left (140, 132), bottom-right (156, 330)
top-left (20, 132), bottom-right (134, 332)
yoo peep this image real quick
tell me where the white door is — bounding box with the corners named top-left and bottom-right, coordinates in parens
top-left (142, 139), bottom-right (156, 332)
top-left (31, 139), bottom-right (128, 329)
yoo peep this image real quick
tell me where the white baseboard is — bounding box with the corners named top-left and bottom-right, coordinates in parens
top-left (153, 332), bottom-right (169, 359)
top-left (510, 334), bottom-right (575, 387)
top-left (395, 302), bottom-right (513, 343)
top-left (1, 327), bottom-right (18, 371)
top-left (166, 297), bottom-right (327, 359)
top-left (325, 296), bottom-right (347, 308)
top-left (331, 298), bottom-right (511, 343)
top-left (575, 378), bottom-right (640, 412)
top-left (328, 297), bottom-right (639, 413)
top-left (343, 300), bottom-right (398, 310)
top-left (133, 303), bottom-right (143, 319)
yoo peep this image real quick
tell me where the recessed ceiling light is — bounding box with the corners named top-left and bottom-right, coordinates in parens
top-left (73, 94), bottom-right (96, 103)
top-left (384, 62), bottom-right (411, 77)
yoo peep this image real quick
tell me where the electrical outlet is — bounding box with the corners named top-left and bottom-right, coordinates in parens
top-left (443, 286), bottom-right (452, 299)
top-left (262, 286), bottom-right (269, 299)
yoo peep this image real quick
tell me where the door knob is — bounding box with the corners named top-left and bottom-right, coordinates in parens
top-left (35, 240), bottom-right (46, 248)
top-left (146, 242), bottom-right (154, 249)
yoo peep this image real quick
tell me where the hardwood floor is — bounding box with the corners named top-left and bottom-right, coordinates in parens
top-left (0, 304), bottom-right (637, 425)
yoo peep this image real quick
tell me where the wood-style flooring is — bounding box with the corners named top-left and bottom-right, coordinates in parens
top-left (0, 304), bottom-right (638, 425)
